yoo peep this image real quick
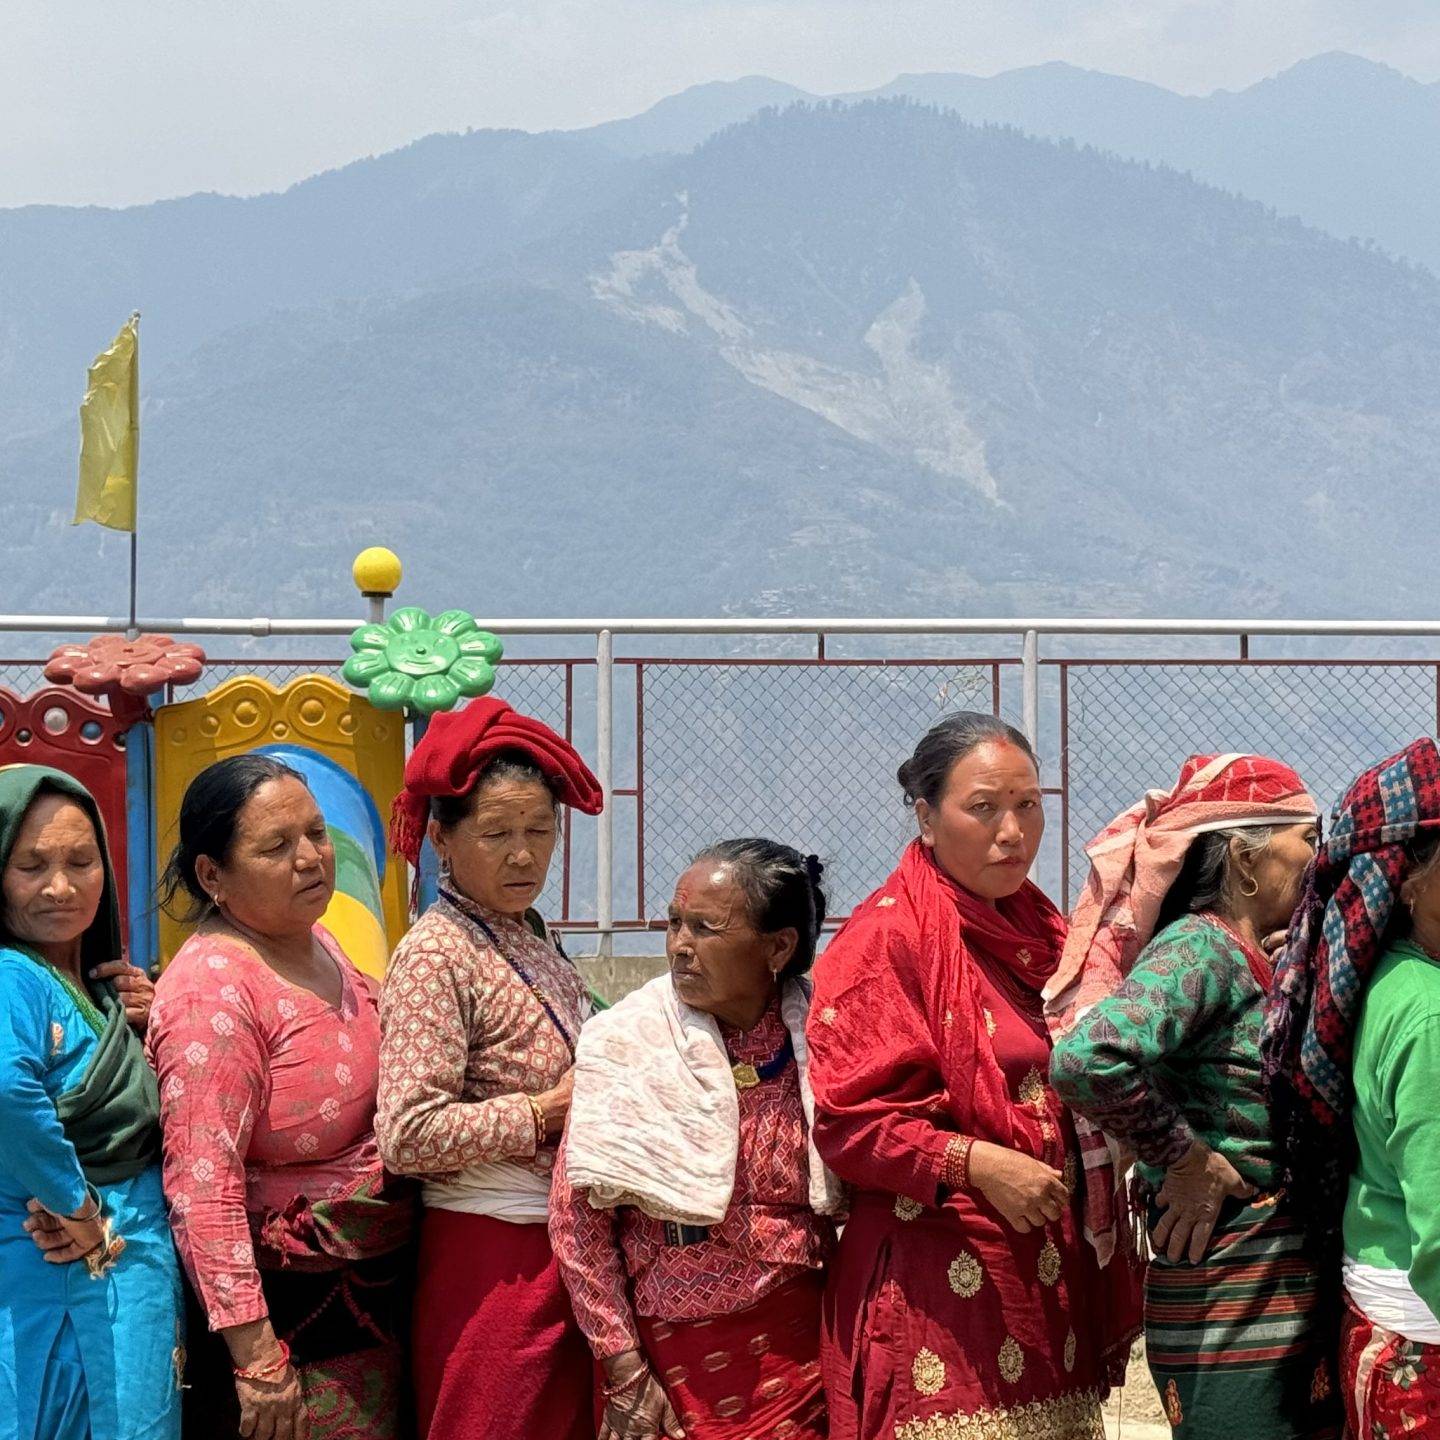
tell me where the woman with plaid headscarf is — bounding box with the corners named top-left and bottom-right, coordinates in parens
top-left (1265, 737), bottom-right (1440, 1439)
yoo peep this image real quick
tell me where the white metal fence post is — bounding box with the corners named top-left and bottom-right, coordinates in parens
top-left (1022, 628), bottom-right (1040, 752)
top-left (595, 628), bottom-right (615, 958)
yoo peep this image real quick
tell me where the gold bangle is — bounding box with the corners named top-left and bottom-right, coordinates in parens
top-left (528, 1095), bottom-right (547, 1148)
top-left (71, 1189), bottom-right (102, 1223)
top-left (942, 1134), bottom-right (974, 1192)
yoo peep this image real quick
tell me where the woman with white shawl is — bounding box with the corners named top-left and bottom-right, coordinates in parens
top-left (550, 839), bottom-right (844, 1440)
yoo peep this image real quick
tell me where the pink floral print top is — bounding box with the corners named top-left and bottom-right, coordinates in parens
top-left (147, 927), bottom-right (384, 1330)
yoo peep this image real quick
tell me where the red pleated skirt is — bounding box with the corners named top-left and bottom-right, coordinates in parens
top-left (637, 1272), bottom-right (828, 1439)
top-left (411, 1208), bottom-right (595, 1440)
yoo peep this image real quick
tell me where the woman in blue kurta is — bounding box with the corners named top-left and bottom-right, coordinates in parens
top-left (0, 764), bottom-right (182, 1440)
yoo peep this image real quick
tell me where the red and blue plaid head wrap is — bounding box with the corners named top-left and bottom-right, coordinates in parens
top-left (1263, 736), bottom-right (1440, 1243)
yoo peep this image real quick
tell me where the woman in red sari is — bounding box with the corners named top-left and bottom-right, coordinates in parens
top-left (807, 712), bottom-right (1139, 1440)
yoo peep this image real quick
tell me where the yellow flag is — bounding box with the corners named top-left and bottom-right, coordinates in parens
top-left (74, 314), bottom-right (139, 532)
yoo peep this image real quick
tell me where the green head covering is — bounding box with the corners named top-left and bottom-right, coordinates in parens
top-left (0, 763), bottom-right (123, 973)
top-left (0, 763), bottom-right (159, 1186)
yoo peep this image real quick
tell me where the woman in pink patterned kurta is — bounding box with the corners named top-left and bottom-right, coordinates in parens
top-left (550, 839), bottom-right (841, 1440)
top-left (374, 696), bottom-right (604, 1440)
top-left (147, 754), bottom-right (414, 1440)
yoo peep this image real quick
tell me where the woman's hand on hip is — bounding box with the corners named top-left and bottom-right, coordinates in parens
top-left (234, 1367), bottom-right (310, 1440)
top-left (1151, 1140), bottom-right (1254, 1264)
top-left (89, 959), bottom-right (156, 1032)
top-left (967, 1140), bottom-right (1068, 1233)
top-left (600, 1351), bottom-right (685, 1440)
top-left (533, 1067), bottom-right (575, 1139)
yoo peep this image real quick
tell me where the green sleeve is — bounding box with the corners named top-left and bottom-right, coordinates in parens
top-left (1051, 925), bottom-right (1234, 1168)
top-left (1383, 1014), bottom-right (1440, 1320)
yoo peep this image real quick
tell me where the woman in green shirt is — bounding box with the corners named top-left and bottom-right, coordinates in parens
top-left (1264, 737), bottom-right (1440, 1440)
top-left (1050, 752), bottom-right (1339, 1439)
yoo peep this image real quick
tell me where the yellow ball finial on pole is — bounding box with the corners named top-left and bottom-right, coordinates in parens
top-left (353, 547), bottom-right (402, 622)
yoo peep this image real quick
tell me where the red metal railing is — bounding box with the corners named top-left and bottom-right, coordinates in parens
top-left (6, 645), bottom-right (1438, 936)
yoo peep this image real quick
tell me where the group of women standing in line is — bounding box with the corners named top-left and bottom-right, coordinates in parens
top-left (3, 696), bottom-right (1440, 1440)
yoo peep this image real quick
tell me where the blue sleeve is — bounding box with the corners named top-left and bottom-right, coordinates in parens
top-left (0, 965), bottom-right (90, 1214)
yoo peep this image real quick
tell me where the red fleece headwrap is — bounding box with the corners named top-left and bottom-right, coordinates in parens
top-left (389, 696), bottom-right (603, 867)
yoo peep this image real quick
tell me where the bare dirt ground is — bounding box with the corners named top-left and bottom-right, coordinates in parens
top-left (1102, 1342), bottom-right (1170, 1440)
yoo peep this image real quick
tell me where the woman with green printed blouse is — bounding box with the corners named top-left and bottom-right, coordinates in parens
top-left (1048, 753), bottom-right (1340, 1440)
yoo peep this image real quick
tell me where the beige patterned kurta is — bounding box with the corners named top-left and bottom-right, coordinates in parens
top-left (375, 890), bottom-right (591, 1183)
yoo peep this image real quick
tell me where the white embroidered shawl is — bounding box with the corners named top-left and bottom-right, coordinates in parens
top-left (564, 973), bottom-right (844, 1225)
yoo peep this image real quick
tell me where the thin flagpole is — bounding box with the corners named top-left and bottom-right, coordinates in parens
top-left (128, 310), bottom-right (140, 638)
top-left (128, 531), bottom-right (138, 638)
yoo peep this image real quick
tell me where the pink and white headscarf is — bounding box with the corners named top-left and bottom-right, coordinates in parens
top-left (1044, 752), bottom-right (1318, 1261)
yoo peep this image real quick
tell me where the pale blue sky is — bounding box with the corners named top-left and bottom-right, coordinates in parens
top-left (5, 0), bottom-right (1438, 209)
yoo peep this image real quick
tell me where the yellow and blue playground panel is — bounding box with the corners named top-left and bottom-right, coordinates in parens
top-left (151, 674), bottom-right (408, 978)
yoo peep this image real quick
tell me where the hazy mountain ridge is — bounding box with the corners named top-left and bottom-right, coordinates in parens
top-left (5, 50), bottom-right (1436, 446)
top-left (0, 130), bottom-right (660, 439)
top-left (586, 54), bottom-right (1440, 273)
top-left (3, 101), bottom-right (1436, 624)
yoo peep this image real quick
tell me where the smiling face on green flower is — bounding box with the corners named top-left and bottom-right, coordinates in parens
top-left (342, 608), bottom-right (503, 715)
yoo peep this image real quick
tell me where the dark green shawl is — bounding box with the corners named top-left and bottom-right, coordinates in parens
top-left (0, 764), bottom-right (160, 1185)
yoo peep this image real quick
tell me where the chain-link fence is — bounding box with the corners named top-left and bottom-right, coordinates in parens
top-left (1060, 661), bottom-right (1440, 907)
top-left (638, 659), bottom-right (1007, 924)
top-left (6, 647), bottom-right (1440, 931)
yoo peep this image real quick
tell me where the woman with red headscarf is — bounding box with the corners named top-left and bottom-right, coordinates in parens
top-left (374, 697), bottom-right (603, 1440)
top-left (806, 712), bottom-right (1140, 1440)
top-left (1049, 752), bottom-right (1337, 1439)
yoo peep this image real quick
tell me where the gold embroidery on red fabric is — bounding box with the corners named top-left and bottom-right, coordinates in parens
top-left (715, 1396), bottom-right (745, 1418)
top-left (702, 1349), bottom-right (732, 1372)
top-left (998, 1336), bottom-right (1025, 1384)
top-left (1037, 1237), bottom-right (1061, 1287)
top-left (894, 1388), bottom-right (1105, 1439)
top-left (983, 1008), bottom-right (997, 1037)
top-left (912, 1348), bottom-right (946, 1397)
top-left (1062, 1153), bottom-right (1078, 1192)
top-left (948, 1251), bottom-right (984, 1298)
top-left (877, 896), bottom-right (897, 908)
top-left (1018, 1067), bottom-right (1047, 1111)
top-left (894, 1195), bottom-right (924, 1221)
top-left (1064, 1329), bottom-right (1077, 1374)
top-left (943, 1008), bottom-right (954, 1029)
top-left (819, 1006), bottom-right (837, 1026)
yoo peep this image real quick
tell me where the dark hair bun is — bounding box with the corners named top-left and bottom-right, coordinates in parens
top-left (898, 711), bottom-right (1037, 807)
top-left (691, 838), bottom-right (828, 980)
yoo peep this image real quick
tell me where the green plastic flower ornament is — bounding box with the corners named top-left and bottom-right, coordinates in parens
top-left (342, 607), bottom-right (503, 715)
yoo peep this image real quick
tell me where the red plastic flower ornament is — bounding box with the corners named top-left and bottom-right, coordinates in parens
top-left (44, 634), bottom-right (207, 725)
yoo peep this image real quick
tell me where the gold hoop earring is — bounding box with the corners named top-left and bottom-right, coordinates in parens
top-left (1239, 876), bottom-right (1259, 899)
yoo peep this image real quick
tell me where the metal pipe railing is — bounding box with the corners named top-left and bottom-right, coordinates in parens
top-left (8, 606), bottom-right (1440, 952)
top-left (1022, 629), bottom-right (1040, 749)
top-left (595, 628), bottom-right (615, 958)
top-left (8, 614), bottom-right (1440, 638)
